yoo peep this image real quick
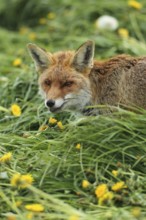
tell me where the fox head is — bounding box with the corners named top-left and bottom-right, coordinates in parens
top-left (27, 41), bottom-right (95, 113)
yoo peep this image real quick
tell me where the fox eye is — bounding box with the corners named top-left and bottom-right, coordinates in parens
top-left (44, 79), bottom-right (51, 86)
top-left (63, 81), bottom-right (74, 87)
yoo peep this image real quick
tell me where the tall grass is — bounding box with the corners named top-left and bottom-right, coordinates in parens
top-left (0, 0), bottom-right (146, 219)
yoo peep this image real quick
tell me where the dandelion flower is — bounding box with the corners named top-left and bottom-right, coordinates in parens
top-left (26, 212), bottom-right (34, 219)
top-left (11, 104), bottom-right (21, 117)
top-left (39, 18), bottom-right (47, 25)
top-left (112, 181), bottom-right (127, 192)
top-left (13, 58), bottom-right (22, 67)
top-left (128, 0), bottom-right (142, 9)
top-left (47, 12), bottom-right (56, 19)
top-left (49, 117), bottom-right (57, 124)
top-left (95, 184), bottom-right (108, 198)
top-left (69, 215), bottom-right (80, 220)
top-left (112, 170), bottom-right (118, 177)
top-left (131, 207), bottom-right (141, 218)
top-left (96, 15), bottom-right (119, 31)
top-left (57, 121), bottom-right (64, 129)
top-left (20, 174), bottom-right (34, 188)
top-left (0, 152), bottom-right (12, 163)
top-left (10, 173), bottom-right (34, 188)
top-left (7, 214), bottom-right (16, 220)
top-left (19, 26), bottom-right (29, 35)
top-left (15, 200), bottom-right (22, 207)
top-left (98, 191), bottom-right (114, 205)
top-left (118, 28), bottom-right (129, 38)
top-left (82, 179), bottom-right (90, 188)
top-left (25, 203), bottom-right (44, 212)
top-left (10, 173), bottom-right (22, 187)
top-left (38, 125), bottom-right (48, 131)
top-left (28, 33), bottom-right (37, 41)
top-left (76, 143), bottom-right (81, 150)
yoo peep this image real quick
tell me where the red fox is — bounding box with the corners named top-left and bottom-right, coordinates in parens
top-left (27, 41), bottom-right (146, 115)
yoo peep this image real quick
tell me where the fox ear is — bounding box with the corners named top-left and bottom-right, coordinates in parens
top-left (27, 43), bottom-right (50, 72)
top-left (72, 41), bottom-right (95, 72)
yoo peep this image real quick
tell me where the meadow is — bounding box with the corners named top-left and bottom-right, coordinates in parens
top-left (0, 0), bottom-right (146, 219)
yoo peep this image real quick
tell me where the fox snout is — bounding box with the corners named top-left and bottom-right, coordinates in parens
top-left (45, 98), bottom-right (65, 112)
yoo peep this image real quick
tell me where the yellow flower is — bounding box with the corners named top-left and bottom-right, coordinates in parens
top-left (131, 207), bottom-right (141, 217)
top-left (10, 173), bottom-right (34, 188)
top-left (0, 152), bottom-right (12, 163)
top-left (118, 28), bottom-right (129, 38)
top-left (57, 121), bottom-right (64, 129)
top-left (15, 200), bottom-right (22, 207)
top-left (12, 58), bottom-right (22, 67)
top-left (39, 18), bottom-right (47, 25)
top-left (82, 179), bottom-right (90, 188)
top-left (7, 215), bottom-right (16, 220)
top-left (11, 104), bottom-right (21, 117)
top-left (112, 181), bottom-right (127, 192)
top-left (11, 173), bottom-right (21, 187)
top-left (98, 191), bottom-right (114, 205)
top-left (25, 203), bottom-right (44, 212)
top-left (128, 0), bottom-right (142, 9)
top-left (49, 117), bottom-right (57, 124)
top-left (95, 184), bottom-right (108, 198)
top-left (112, 170), bottom-right (118, 177)
top-left (20, 174), bottom-right (34, 188)
top-left (28, 33), bottom-right (37, 41)
top-left (19, 26), bottom-right (29, 35)
top-left (76, 143), bottom-right (81, 150)
top-left (26, 212), bottom-right (34, 219)
top-left (47, 12), bottom-right (56, 19)
top-left (69, 215), bottom-right (80, 220)
top-left (38, 125), bottom-right (48, 131)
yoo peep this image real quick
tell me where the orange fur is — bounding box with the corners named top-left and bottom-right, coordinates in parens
top-left (28, 41), bottom-right (146, 114)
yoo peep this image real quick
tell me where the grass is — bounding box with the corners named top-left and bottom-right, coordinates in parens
top-left (0, 0), bottom-right (146, 219)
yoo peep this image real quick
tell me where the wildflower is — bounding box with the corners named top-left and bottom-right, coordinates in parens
top-left (28, 33), bottom-right (37, 41)
top-left (57, 121), bottom-right (64, 129)
top-left (20, 174), bottom-right (34, 188)
top-left (76, 143), bottom-right (81, 150)
top-left (49, 117), bottom-right (57, 124)
top-left (25, 203), bottom-right (44, 212)
top-left (15, 200), bottom-right (22, 207)
top-left (47, 12), bottom-right (56, 19)
top-left (19, 26), bottom-right (29, 35)
top-left (96, 15), bottom-right (119, 31)
top-left (98, 191), bottom-right (114, 205)
top-left (131, 207), bottom-right (141, 217)
top-left (7, 214), bottom-right (16, 220)
top-left (0, 152), bottom-right (12, 163)
top-left (95, 184), bottom-right (108, 198)
top-left (10, 173), bottom-right (21, 187)
top-left (38, 125), bottom-right (48, 131)
top-left (69, 215), bottom-right (80, 220)
top-left (12, 58), bottom-right (22, 67)
top-left (118, 28), bottom-right (129, 38)
top-left (26, 212), bottom-right (34, 219)
top-left (128, 0), bottom-right (142, 9)
top-left (112, 170), bottom-right (118, 177)
top-left (11, 104), bottom-right (21, 116)
top-left (82, 179), bottom-right (90, 188)
top-left (112, 181), bottom-right (127, 192)
top-left (39, 18), bottom-right (47, 25)
top-left (10, 173), bottom-right (34, 188)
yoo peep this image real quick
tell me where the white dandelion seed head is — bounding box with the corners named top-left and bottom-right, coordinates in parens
top-left (96, 15), bottom-right (119, 31)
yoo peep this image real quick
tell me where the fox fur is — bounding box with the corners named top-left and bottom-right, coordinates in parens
top-left (27, 41), bottom-right (146, 115)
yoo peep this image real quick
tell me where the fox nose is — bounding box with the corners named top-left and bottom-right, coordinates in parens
top-left (46, 99), bottom-right (55, 108)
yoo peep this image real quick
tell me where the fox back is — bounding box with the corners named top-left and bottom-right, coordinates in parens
top-left (27, 41), bottom-right (146, 114)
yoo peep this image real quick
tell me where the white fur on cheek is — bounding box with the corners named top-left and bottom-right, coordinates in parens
top-left (63, 89), bottom-right (91, 111)
top-left (54, 98), bottom-right (64, 108)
